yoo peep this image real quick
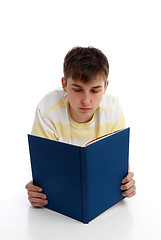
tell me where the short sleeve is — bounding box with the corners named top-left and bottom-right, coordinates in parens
top-left (111, 98), bottom-right (126, 131)
top-left (31, 107), bottom-right (59, 141)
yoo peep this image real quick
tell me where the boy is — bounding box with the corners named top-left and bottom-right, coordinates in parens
top-left (26, 46), bottom-right (136, 207)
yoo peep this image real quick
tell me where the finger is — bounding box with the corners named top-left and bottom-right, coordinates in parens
top-left (122, 172), bottom-right (134, 184)
top-left (25, 181), bottom-right (42, 192)
top-left (29, 197), bottom-right (48, 206)
top-left (28, 191), bottom-right (47, 200)
top-left (127, 190), bottom-right (136, 198)
top-left (120, 179), bottom-right (135, 191)
top-left (122, 185), bottom-right (136, 197)
top-left (25, 180), bottom-right (33, 189)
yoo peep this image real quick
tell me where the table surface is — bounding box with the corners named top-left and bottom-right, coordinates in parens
top-left (1, 166), bottom-right (161, 240)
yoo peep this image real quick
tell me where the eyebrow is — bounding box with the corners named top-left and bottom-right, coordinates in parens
top-left (71, 84), bottom-right (103, 89)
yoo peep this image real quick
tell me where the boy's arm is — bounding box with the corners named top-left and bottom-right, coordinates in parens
top-left (31, 107), bottom-right (58, 140)
top-left (112, 112), bottom-right (126, 132)
top-left (26, 106), bottom-right (58, 207)
top-left (110, 96), bottom-right (126, 132)
top-left (111, 100), bottom-right (136, 198)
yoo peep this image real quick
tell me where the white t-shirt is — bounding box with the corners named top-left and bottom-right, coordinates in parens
top-left (31, 88), bottom-right (125, 146)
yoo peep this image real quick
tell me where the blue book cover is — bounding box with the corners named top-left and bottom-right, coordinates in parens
top-left (28, 127), bottom-right (130, 223)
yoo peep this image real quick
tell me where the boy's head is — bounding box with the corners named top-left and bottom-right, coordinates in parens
top-left (63, 46), bottom-right (109, 86)
top-left (62, 46), bottom-right (109, 123)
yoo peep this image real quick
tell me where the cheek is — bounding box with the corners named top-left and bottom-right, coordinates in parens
top-left (68, 93), bottom-right (80, 106)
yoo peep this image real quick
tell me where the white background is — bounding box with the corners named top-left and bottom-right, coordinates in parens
top-left (0, 0), bottom-right (161, 239)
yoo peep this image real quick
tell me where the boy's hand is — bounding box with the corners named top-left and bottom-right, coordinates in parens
top-left (120, 172), bottom-right (136, 198)
top-left (25, 180), bottom-right (48, 207)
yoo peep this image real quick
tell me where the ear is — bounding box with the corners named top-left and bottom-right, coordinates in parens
top-left (104, 80), bottom-right (109, 93)
top-left (61, 77), bottom-right (67, 92)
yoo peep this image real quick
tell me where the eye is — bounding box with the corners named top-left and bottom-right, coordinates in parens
top-left (91, 90), bottom-right (100, 93)
top-left (73, 89), bottom-right (82, 92)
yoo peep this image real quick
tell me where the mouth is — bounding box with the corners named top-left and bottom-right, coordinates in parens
top-left (79, 108), bottom-right (91, 112)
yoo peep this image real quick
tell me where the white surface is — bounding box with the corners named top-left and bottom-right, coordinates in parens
top-left (0, 0), bottom-right (161, 239)
top-left (1, 181), bottom-right (161, 240)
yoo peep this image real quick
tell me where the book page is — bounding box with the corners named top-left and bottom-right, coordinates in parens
top-left (83, 130), bottom-right (119, 147)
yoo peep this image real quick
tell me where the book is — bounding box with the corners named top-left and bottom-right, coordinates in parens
top-left (83, 130), bottom-right (118, 146)
top-left (28, 127), bottom-right (130, 223)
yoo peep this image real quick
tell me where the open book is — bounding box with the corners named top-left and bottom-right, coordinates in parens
top-left (83, 130), bottom-right (118, 146)
top-left (28, 127), bottom-right (130, 223)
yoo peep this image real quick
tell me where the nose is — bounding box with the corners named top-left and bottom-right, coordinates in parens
top-left (81, 93), bottom-right (91, 106)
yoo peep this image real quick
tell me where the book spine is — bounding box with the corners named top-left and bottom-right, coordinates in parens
top-left (80, 147), bottom-right (89, 224)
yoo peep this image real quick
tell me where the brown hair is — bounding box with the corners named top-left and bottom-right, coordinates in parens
top-left (63, 46), bottom-right (109, 84)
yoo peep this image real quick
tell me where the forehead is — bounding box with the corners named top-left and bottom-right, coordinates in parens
top-left (68, 76), bottom-right (105, 88)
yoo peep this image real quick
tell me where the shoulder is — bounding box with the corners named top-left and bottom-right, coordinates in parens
top-left (36, 88), bottom-right (67, 116)
top-left (100, 93), bottom-right (121, 110)
top-left (98, 93), bottom-right (125, 128)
